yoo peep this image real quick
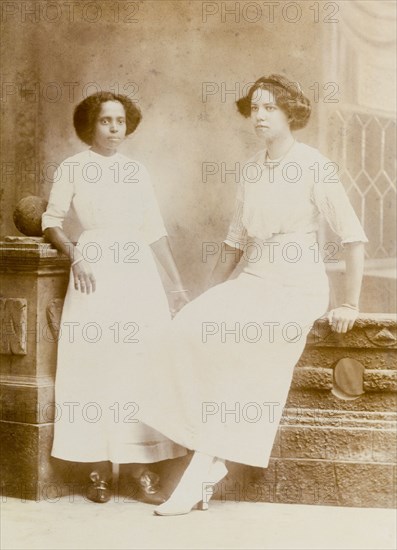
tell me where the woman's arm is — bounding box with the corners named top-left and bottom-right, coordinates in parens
top-left (41, 160), bottom-right (96, 293)
top-left (44, 227), bottom-right (96, 294)
top-left (44, 227), bottom-right (76, 260)
top-left (327, 241), bottom-right (365, 333)
top-left (150, 236), bottom-right (189, 313)
top-left (209, 243), bottom-right (243, 287)
top-left (312, 155), bottom-right (368, 333)
top-left (344, 241), bottom-right (365, 307)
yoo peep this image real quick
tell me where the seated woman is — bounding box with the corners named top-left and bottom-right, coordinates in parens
top-left (135, 73), bottom-right (368, 515)
top-left (42, 91), bottom-right (189, 503)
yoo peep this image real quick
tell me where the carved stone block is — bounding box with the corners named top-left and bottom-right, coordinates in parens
top-left (46, 298), bottom-right (64, 341)
top-left (0, 298), bottom-right (27, 355)
top-left (291, 366), bottom-right (333, 390)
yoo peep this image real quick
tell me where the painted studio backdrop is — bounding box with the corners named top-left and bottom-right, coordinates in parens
top-left (1, 0), bottom-right (396, 306)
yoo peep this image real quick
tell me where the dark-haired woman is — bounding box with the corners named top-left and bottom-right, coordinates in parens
top-left (136, 74), bottom-right (368, 515)
top-left (42, 92), bottom-right (188, 503)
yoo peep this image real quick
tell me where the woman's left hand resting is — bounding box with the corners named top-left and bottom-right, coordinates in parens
top-left (327, 242), bottom-right (364, 333)
top-left (150, 236), bottom-right (189, 318)
top-left (327, 305), bottom-right (358, 333)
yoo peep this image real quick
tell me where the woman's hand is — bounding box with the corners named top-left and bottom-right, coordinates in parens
top-left (72, 259), bottom-right (96, 294)
top-left (169, 290), bottom-right (190, 318)
top-left (150, 237), bottom-right (189, 317)
top-left (327, 305), bottom-right (358, 333)
top-left (329, 242), bottom-right (364, 334)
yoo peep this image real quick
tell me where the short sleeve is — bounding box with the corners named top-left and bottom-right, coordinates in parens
top-left (42, 164), bottom-right (75, 231)
top-left (224, 180), bottom-right (248, 250)
top-left (140, 167), bottom-right (168, 245)
top-left (311, 161), bottom-right (368, 245)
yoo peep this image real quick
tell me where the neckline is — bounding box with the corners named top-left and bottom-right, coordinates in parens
top-left (264, 139), bottom-right (297, 166)
top-left (88, 148), bottom-right (121, 160)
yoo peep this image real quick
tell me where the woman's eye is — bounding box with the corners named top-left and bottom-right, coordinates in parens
top-left (266, 106), bottom-right (276, 112)
top-left (251, 105), bottom-right (258, 111)
top-left (101, 119), bottom-right (109, 124)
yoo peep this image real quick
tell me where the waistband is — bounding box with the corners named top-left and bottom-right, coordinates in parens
top-left (251, 231), bottom-right (318, 245)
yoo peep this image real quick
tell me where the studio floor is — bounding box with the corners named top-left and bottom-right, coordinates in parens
top-left (1, 494), bottom-right (396, 550)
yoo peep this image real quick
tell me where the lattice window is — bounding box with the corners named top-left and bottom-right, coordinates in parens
top-left (327, 108), bottom-right (396, 261)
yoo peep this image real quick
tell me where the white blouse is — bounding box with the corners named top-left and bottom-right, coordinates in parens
top-left (225, 141), bottom-right (368, 249)
top-left (42, 149), bottom-right (167, 245)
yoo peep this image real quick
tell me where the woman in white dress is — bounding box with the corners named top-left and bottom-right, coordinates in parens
top-left (42, 92), bottom-right (189, 503)
top-left (135, 74), bottom-right (368, 515)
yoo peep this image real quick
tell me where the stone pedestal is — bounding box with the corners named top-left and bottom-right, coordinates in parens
top-left (0, 237), bottom-right (71, 500)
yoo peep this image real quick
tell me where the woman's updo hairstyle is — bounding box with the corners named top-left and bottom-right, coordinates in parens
top-left (73, 91), bottom-right (142, 145)
top-left (236, 73), bottom-right (311, 130)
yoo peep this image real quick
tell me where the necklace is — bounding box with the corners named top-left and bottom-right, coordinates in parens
top-left (264, 139), bottom-right (296, 168)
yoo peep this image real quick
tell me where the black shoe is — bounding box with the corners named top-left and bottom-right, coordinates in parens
top-left (134, 470), bottom-right (167, 505)
top-left (86, 471), bottom-right (112, 503)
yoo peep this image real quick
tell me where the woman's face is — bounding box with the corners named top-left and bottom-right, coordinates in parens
top-left (91, 100), bottom-right (127, 155)
top-left (250, 88), bottom-right (291, 141)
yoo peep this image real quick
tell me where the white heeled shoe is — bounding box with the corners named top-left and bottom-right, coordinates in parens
top-left (154, 458), bottom-right (227, 516)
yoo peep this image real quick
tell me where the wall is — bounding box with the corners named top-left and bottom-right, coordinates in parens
top-left (1, 0), bottom-right (326, 295)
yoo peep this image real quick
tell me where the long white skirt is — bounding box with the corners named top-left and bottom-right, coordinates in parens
top-left (51, 228), bottom-right (187, 463)
top-left (136, 233), bottom-right (330, 467)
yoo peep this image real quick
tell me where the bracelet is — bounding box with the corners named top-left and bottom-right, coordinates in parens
top-left (71, 257), bottom-right (84, 267)
top-left (340, 303), bottom-right (358, 311)
top-left (169, 289), bottom-right (189, 294)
